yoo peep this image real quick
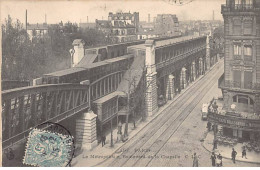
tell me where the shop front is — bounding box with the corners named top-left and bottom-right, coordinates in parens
top-left (208, 111), bottom-right (260, 152)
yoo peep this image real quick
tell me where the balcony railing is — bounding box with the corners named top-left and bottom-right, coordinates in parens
top-left (224, 80), bottom-right (260, 91)
top-left (218, 75), bottom-right (260, 91)
top-left (221, 4), bottom-right (260, 12)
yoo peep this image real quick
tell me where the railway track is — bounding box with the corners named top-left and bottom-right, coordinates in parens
top-left (98, 60), bottom-right (224, 167)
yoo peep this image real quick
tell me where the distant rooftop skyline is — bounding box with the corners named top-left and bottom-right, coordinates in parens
top-left (1, 0), bottom-right (225, 26)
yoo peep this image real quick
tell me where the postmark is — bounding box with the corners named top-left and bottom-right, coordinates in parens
top-left (23, 122), bottom-right (74, 167)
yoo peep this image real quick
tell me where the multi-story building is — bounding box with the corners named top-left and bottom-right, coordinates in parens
top-left (96, 12), bottom-right (139, 43)
top-left (27, 23), bottom-right (48, 40)
top-left (208, 0), bottom-right (260, 146)
top-left (154, 14), bottom-right (179, 36)
top-left (137, 14), bottom-right (180, 40)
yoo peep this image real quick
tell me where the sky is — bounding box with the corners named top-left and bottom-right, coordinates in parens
top-left (0, 0), bottom-right (226, 25)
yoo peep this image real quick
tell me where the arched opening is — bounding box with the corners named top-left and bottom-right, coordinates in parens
top-left (232, 94), bottom-right (254, 105)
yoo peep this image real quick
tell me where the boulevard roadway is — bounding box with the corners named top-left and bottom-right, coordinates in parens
top-left (96, 59), bottom-right (258, 167)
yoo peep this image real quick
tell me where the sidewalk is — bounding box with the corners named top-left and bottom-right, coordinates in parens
top-left (72, 61), bottom-right (221, 167)
top-left (202, 131), bottom-right (260, 164)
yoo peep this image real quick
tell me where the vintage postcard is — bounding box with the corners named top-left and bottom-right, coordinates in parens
top-left (1, 0), bottom-right (260, 167)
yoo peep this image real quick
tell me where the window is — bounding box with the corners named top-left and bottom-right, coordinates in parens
top-left (244, 71), bottom-right (253, 89)
top-left (244, 20), bottom-right (253, 35)
top-left (233, 19), bottom-right (242, 35)
top-left (233, 43), bottom-right (242, 59)
top-left (111, 52), bottom-right (114, 58)
top-left (235, 0), bottom-right (241, 4)
top-left (246, 0), bottom-right (253, 4)
top-left (233, 70), bottom-right (241, 88)
top-left (232, 95), bottom-right (254, 105)
top-left (233, 95), bottom-right (237, 102)
top-left (244, 45), bottom-right (252, 61)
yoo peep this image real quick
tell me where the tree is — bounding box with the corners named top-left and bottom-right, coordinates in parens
top-left (121, 64), bottom-right (147, 137)
top-left (2, 16), bottom-right (110, 83)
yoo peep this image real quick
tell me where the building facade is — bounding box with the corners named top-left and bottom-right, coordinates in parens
top-left (137, 14), bottom-right (180, 40)
top-left (96, 12), bottom-right (139, 43)
top-left (27, 23), bottom-right (48, 40)
top-left (208, 0), bottom-right (260, 146)
top-left (154, 14), bottom-right (179, 37)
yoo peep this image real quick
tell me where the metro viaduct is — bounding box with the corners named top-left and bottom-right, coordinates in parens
top-left (128, 35), bottom-right (209, 116)
top-left (1, 35), bottom-right (217, 159)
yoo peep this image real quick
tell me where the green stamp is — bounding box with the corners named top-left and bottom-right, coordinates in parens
top-left (23, 123), bottom-right (74, 167)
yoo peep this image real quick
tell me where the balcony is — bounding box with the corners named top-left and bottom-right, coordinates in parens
top-left (221, 4), bottom-right (260, 13)
top-left (207, 98), bottom-right (260, 131)
top-left (218, 74), bottom-right (260, 91)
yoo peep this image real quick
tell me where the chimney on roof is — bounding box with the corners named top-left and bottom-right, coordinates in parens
top-left (148, 14), bottom-right (150, 23)
top-left (72, 39), bottom-right (86, 67)
top-left (87, 16), bottom-right (89, 23)
top-left (45, 14), bottom-right (47, 24)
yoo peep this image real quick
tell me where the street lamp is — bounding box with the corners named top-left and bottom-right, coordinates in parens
top-left (118, 121), bottom-right (122, 134)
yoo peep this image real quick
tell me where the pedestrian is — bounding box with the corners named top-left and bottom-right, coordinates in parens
top-left (216, 155), bottom-right (221, 167)
top-left (242, 147), bottom-right (247, 159)
top-left (192, 152), bottom-right (199, 167)
top-left (210, 152), bottom-right (216, 167)
top-left (103, 135), bottom-right (106, 145)
top-left (217, 153), bottom-right (223, 167)
top-left (101, 135), bottom-right (106, 147)
top-left (207, 122), bottom-right (212, 131)
top-left (101, 136), bottom-right (104, 147)
top-left (231, 148), bottom-right (237, 163)
top-left (117, 130), bottom-right (122, 142)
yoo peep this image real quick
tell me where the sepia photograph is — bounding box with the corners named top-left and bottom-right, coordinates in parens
top-left (1, 0), bottom-right (260, 167)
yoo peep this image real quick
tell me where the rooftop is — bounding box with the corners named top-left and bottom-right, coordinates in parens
top-left (93, 91), bottom-right (123, 104)
top-left (117, 54), bottom-right (145, 93)
top-left (44, 67), bottom-right (87, 77)
top-left (128, 35), bottom-right (203, 50)
top-left (75, 54), bottom-right (98, 67)
top-left (27, 23), bottom-right (48, 30)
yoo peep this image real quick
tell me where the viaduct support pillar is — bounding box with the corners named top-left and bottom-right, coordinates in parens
top-left (166, 74), bottom-right (175, 100)
top-left (206, 35), bottom-right (211, 70)
top-left (145, 40), bottom-right (158, 116)
top-left (180, 67), bottom-right (187, 89)
top-left (199, 57), bottom-right (203, 75)
top-left (192, 62), bottom-right (196, 81)
top-left (76, 110), bottom-right (98, 152)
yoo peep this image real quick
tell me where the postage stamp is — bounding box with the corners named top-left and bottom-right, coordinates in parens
top-left (23, 122), bottom-right (74, 167)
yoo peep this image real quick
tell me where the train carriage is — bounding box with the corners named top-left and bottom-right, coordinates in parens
top-left (42, 67), bottom-right (87, 84)
top-left (40, 54), bottom-right (134, 85)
